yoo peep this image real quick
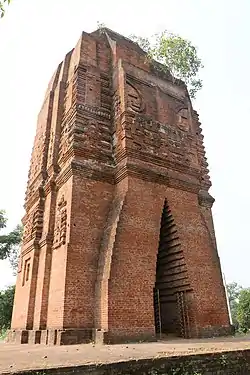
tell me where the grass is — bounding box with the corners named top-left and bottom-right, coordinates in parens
top-left (0, 328), bottom-right (7, 341)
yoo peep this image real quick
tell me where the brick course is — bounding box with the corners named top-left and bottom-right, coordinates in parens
top-left (8, 28), bottom-right (231, 345)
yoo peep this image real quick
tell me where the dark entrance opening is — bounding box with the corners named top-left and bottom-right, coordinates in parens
top-left (154, 200), bottom-right (192, 338)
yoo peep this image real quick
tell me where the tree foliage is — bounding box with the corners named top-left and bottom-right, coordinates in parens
top-left (96, 23), bottom-right (203, 99)
top-left (0, 210), bottom-right (20, 334)
top-left (0, 0), bottom-right (10, 18)
top-left (237, 288), bottom-right (250, 333)
top-left (227, 282), bottom-right (250, 333)
top-left (0, 211), bottom-right (23, 275)
top-left (227, 282), bottom-right (242, 328)
top-left (227, 282), bottom-right (242, 304)
top-left (0, 210), bottom-right (7, 229)
top-left (130, 31), bottom-right (203, 99)
top-left (0, 285), bottom-right (15, 330)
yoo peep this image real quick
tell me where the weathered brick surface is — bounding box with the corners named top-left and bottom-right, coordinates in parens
top-left (9, 28), bottom-right (231, 345)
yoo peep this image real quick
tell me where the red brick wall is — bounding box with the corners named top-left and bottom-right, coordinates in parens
top-left (63, 176), bottom-right (113, 328)
top-left (11, 248), bottom-right (38, 329)
top-left (107, 177), bottom-right (229, 341)
top-left (108, 178), bottom-right (163, 340)
top-left (46, 179), bottom-right (73, 328)
top-left (167, 187), bottom-right (229, 329)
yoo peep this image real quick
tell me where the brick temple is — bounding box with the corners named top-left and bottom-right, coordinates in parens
top-left (8, 28), bottom-right (231, 345)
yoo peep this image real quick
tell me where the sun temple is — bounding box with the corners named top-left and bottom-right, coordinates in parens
top-left (8, 28), bottom-right (231, 345)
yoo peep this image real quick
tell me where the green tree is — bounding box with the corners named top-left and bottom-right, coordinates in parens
top-left (97, 23), bottom-right (203, 98)
top-left (0, 285), bottom-right (15, 331)
top-left (0, 211), bottom-right (23, 275)
top-left (130, 31), bottom-right (203, 99)
top-left (0, 211), bottom-right (20, 336)
top-left (227, 282), bottom-right (242, 329)
top-left (227, 282), bottom-right (243, 303)
top-left (0, 0), bottom-right (10, 18)
top-left (237, 288), bottom-right (250, 333)
top-left (0, 210), bottom-right (7, 229)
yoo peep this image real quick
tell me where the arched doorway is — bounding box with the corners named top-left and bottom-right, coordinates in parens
top-left (154, 200), bottom-right (193, 338)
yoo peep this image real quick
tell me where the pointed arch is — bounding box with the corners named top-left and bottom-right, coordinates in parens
top-left (154, 199), bottom-right (193, 338)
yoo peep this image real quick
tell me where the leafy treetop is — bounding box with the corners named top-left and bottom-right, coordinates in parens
top-left (130, 31), bottom-right (203, 99)
top-left (96, 22), bottom-right (204, 99)
top-left (227, 282), bottom-right (243, 304)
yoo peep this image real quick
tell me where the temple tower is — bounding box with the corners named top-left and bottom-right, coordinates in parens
top-left (8, 28), bottom-right (231, 345)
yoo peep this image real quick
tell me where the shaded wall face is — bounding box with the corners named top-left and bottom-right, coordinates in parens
top-left (108, 178), bottom-right (163, 339)
top-left (160, 300), bottom-right (178, 334)
top-left (168, 187), bottom-right (229, 329)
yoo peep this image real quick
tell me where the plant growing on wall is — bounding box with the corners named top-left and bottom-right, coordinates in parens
top-left (130, 31), bottom-right (203, 99)
top-left (97, 23), bottom-right (204, 100)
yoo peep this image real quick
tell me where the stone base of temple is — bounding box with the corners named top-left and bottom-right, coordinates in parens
top-left (6, 325), bottom-right (234, 345)
top-left (7, 329), bottom-right (29, 344)
top-left (7, 328), bottom-right (156, 345)
top-left (197, 325), bottom-right (235, 338)
top-left (103, 327), bottom-right (156, 344)
top-left (7, 329), bottom-right (93, 345)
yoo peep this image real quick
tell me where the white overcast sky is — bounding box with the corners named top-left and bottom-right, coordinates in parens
top-left (0, 0), bottom-right (249, 289)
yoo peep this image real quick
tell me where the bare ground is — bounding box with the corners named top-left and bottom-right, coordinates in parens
top-left (1, 335), bottom-right (250, 374)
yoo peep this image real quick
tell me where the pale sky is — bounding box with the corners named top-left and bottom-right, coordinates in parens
top-left (0, 0), bottom-right (249, 289)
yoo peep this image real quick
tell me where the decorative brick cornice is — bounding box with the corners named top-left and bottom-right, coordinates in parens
top-left (115, 161), bottom-right (200, 194)
top-left (115, 163), bottom-right (169, 185)
top-left (56, 161), bottom-right (115, 189)
top-left (20, 240), bottom-right (40, 257)
top-left (126, 73), bottom-right (152, 89)
top-left (61, 105), bottom-right (78, 125)
top-left (56, 164), bottom-right (73, 189)
top-left (72, 144), bottom-right (113, 164)
top-left (77, 104), bottom-right (111, 120)
top-left (114, 146), bottom-right (201, 181)
top-left (44, 179), bottom-right (57, 196)
top-left (71, 160), bottom-right (114, 183)
top-left (198, 190), bottom-right (215, 208)
top-left (55, 154), bottom-right (201, 194)
top-left (125, 148), bottom-right (201, 179)
top-left (39, 235), bottom-right (54, 248)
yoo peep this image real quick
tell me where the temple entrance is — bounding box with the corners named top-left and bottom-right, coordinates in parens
top-left (154, 200), bottom-right (192, 338)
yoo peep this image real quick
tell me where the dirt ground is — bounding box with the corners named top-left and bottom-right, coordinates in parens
top-left (1, 335), bottom-right (250, 374)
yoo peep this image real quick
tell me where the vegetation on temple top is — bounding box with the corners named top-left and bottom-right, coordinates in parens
top-left (129, 31), bottom-right (203, 99)
top-left (97, 23), bottom-right (204, 99)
